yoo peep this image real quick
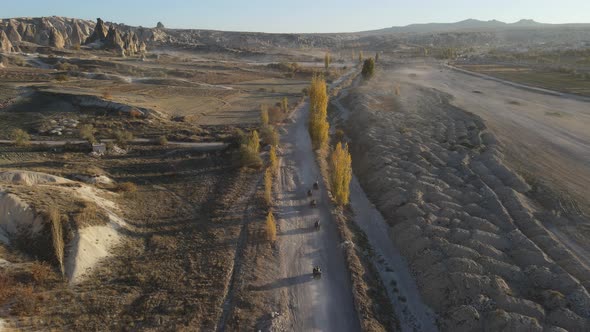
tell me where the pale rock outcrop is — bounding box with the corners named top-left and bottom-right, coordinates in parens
top-left (0, 30), bottom-right (14, 53)
top-left (49, 27), bottom-right (66, 48)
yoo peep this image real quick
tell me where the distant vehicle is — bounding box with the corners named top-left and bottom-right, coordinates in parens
top-left (310, 199), bottom-right (317, 208)
top-left (313, 266), bottom-right (322, 279)
top-left (314, 220), bottom-right (320, 231)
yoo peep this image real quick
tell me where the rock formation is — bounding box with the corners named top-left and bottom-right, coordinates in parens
top-left (85, 18), bottom-right (107, 44)
top-left (84, 18), bottom-right (145, 55)
top-left (49, 28), bottom-right (65, 48)
top-left (0, 30), bottom-right (14, 53)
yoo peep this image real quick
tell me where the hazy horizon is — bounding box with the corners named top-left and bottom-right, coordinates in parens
top-left (3, 0), bottom-right (590, 33)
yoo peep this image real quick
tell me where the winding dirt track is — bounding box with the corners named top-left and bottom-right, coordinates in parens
top-left (275, 101), bottom-right (360, 331)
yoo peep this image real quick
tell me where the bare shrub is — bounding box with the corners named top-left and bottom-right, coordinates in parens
top-left (116, 182), bottom-right (137, 193)
top-left (260, 125), bottom-right (279, 147)
top-left (113, 130), bottom-right (133, 147)
top-left (79, 124), bottom-right (96, 144)
top-left (11, 128), bottom-right (30, 146)
top-left (30, 262), bottom-right (54, 285)
top-left (158, 135), bottom-right (168, 146)
top-left (268, 106), bottom-right (286, 124)
top-left (55, 74), bottom-right (69, 81)
top-left (102, 91), bottom-right (113, 99)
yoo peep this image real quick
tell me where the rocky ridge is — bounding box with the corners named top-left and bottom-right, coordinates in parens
top-left (345, 77), bottom-right (590, 331)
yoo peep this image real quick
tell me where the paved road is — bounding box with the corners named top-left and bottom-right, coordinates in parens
top-left (275, 101), bottom-right (360, 332)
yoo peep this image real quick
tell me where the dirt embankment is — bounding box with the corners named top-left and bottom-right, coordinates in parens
top-left (343, 71), bottom-right (590, 331)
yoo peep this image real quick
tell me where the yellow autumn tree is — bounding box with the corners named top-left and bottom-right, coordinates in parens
top-left (240, 130), bottom-right (262, 168)
top-left (324, 52), bottom-right (331, 70)
top-left (260, 104), bottom-right (269, 126)
top-left (269, 145), bottom-right (278, 173)
top-left (330, 142), bottom-right (352, 206)
top-left (308, 74), bottom-right (329, 150)
top-left (248, 130), bottom-right (260, 154)
top-left (266, 211), bottom-right (277, 242)
top-left (264, 167), bottom-right (273, 206)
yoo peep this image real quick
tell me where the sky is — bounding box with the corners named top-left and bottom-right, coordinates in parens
top-left (3, 0), bottom-right (590, 33)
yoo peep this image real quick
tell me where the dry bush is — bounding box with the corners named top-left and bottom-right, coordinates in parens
top-left (73, 43), bottom-right (81, 51)
top-left (325, 52), bottom-right (331, 70)
top-left (55, 74), bottom-right (69, 82)
top-left (330, 143), bottom-right (352, 206)
top-left (116, 182), bottom-right (138, 193)
top-left (394, 84), bottom-right (401, 96)
top-left (308, 74), bottom-right (330, 150)
top-left (10, 285), bottom-right (38, 315)
top-left (335, 129), bottom-right (345, 143)
top-left (48, 207), bottom-right (65, 277)
top-left (30, 261), bottom-right (54, 285)
top-left (260, 125), bottom-right (279, 147)
top-left (113, 130), bottom-right (134, 146)
top-left (239, 145), bottom-right (262, 168)
top-left (55, 62), bottom-right (79, 71)
top-left (102, 91), bottom-right (113, 99)
top-left (74, 201), bottom-right (104, 227)
top-left (268, 106), bottom-right (286, 124)
top-left (260, 104), bottom-right (269, 126)
top-left (158, 135), bottom-right (168, 146)
top-left (265, 211), bottom-right (277, 242)
top-left (129, 109), bottom-right (143, 119)
top-left (79, 124), bottom-right (96, 144)
top-left (11, 128), bottom-right (30, 146)
top-left (264, 167), bottom-right (273, 207)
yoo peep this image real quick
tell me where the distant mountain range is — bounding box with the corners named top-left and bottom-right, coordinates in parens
top-left (361, 19), bottom-right (590, 35)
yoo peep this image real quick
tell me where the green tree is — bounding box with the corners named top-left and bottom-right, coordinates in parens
top-left (324, 52), bottom-right (331, 71)
top-left (359, 50), bottom-right (363, 63)
top-left (361, 58), bottom-right (375, 80)
top-left (330, 143), bottom-right (352, 206)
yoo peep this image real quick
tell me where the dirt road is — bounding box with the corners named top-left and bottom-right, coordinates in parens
top-left (275, 101), bottom-right (359, 331)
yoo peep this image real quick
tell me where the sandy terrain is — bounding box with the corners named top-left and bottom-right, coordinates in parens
top-left (395, 61), bottom-right (590, 217)
top-left (274, 101), bottom-right (359, 331)
top-left (342, 63), bottom-right (590, 330)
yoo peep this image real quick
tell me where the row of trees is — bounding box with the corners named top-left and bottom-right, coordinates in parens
top-left (308, 74), bottom-right (330, 150)
top-left (307, 74), bottom-right (353, 206)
